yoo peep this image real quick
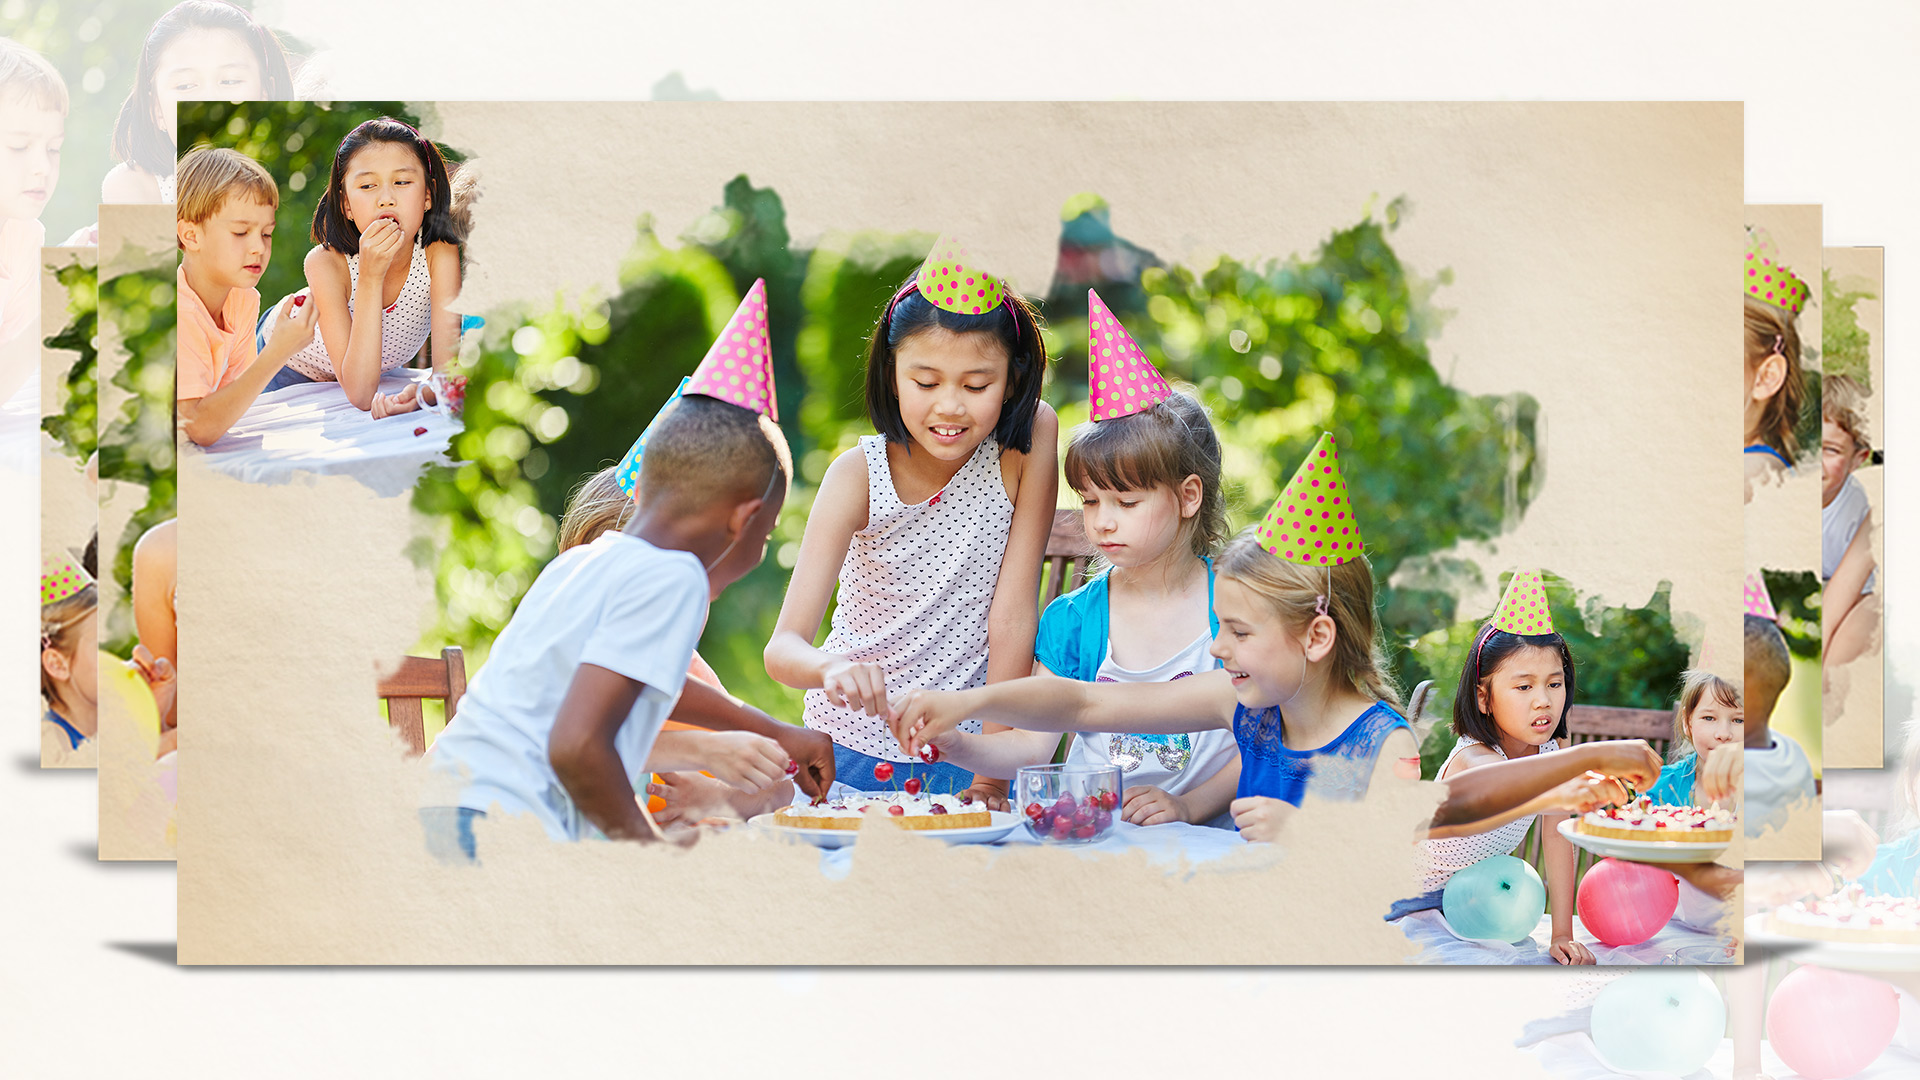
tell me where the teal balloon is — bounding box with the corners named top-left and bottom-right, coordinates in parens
top-left (1591, 970), bottom-right (1725, 1075)
top-left (1442, 854), bottom-right (1546, 943)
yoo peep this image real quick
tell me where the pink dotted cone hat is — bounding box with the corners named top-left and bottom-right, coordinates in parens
top-left (42, 549), bottom-right (92, 607)
top-left (915, 235), bottom-right (1005, 315)
top-left (1744, 572), bottom-right (1779, 622)
top-left (686, 277), bottom-right (778, 421)
top-left (1087, 289), bottom-right (1173, 421)
top-left (1255, 433), bottom-right (1364, 567)
top-left (1489, 570), bottom-right (1555, 636)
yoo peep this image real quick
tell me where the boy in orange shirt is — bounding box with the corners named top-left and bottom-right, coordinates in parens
top-left (176, 146), bottom-right (316, 446)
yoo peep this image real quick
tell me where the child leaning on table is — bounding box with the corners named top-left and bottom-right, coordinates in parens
top-left (424, 393), bottom-right (796, 856)
top-left (175, 146), bottom-right (317, 446)
top-left (1645, 670), bottom-right (1744, 808)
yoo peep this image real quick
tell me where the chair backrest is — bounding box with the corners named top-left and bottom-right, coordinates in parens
top-left (1041, 508), bottom-right (1096, 609)
top-left (378, 646), bottom-right (468, 756)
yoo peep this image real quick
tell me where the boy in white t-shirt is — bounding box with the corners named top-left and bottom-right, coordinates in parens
top-left (1743, 612), bottom-right (1816, 836)
top-left (425, 393), bottom-right (794, 852)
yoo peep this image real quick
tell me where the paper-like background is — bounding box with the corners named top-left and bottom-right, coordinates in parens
top-left (176, 101), bottom-right (1741, 965)
top-left (1822, 246), bottom-right (1885, 769)
top-left (38, 247), bottom-right (96, 767)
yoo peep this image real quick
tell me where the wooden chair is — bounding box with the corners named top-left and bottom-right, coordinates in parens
top-left (1041, 508), bottom-right (1097, 608)
top-left (379, 646), bottom-right (468, 756)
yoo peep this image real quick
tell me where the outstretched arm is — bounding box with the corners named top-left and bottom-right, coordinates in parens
top-left (1426, 740), bottom-right (1663, 838)
top-left (891, 669), bottom-right (1238, 762)
top-left (666, 677), bottom-right (836, 799)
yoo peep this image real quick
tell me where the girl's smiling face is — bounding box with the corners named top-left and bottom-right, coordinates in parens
top-left (1209, 576), bottom-right (1317, 709)
top-left (892, 327), bottom-right (1009, 462)
top-left (339, 140), bottom-right (430, 242)
top-left (152, 29), bottom-right (264, 144)
top-left (0, 98), bottom-right (62, 221)
top-left (1079, 479), bottom-right (1194, 569)
top-left (1687, 694), bottom-right (1743, 753)
top-left (1476, 644), bottom-right (1566, 748)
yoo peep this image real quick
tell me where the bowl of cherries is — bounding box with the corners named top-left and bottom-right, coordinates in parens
top-left (1015, 763), bottom-right (1122, 844)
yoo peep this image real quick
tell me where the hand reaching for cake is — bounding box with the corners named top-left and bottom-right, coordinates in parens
top-left (1546, 771), bottom-right (1631, 815)
top-left (1695, 742), bottom-right (1743, 805)
top-left (887, 687), bottom-right (976, 761)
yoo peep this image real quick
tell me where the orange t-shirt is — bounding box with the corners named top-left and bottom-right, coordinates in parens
top-left (176, 262), bottom-right (261, 400)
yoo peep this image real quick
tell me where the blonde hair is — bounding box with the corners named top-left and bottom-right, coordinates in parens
top-left (1745, 296), bottom-right (1806, 460)
top-left (1669, 669), bottom-right (1740, 763)
top-left (1214, 530), bottom-right (1401, 709)
top-left (0, 38), bottom-right (68, 115)
top-left (1822, 373), bottom-right (1871, 458)
top-left (40, 585), bottom-right (96, 708)
top-left (176, 146), bottom-right (279, 237)
top-left (558, 465), bottom-right (634, 552)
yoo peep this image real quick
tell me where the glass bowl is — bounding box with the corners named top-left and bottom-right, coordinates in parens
top-left (1014, 763), bottom-right (1122, 844)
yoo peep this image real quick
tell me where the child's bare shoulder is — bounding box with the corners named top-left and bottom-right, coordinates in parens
top-left (810, 445), bottom-right (871, 529)
top-left (425, 240), bottom-right (461, 270)
top-left (304, 244), bottom-right (348, 279)
top-left (101, 163), bottom-right (159, 203)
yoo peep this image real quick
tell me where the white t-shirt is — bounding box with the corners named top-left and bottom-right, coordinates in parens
top-left (1066, 629), bottom-right (1239, 827)
top-left (1745, 732), bottom-right (1816, 838)
top-left (427, 532), bottom-right (709, 840)
top-left (1822, 473), bottom-right (1876, 594)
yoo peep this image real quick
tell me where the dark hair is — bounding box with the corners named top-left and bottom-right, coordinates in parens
top-left (863, 281), bottom-right (1047, 454)
top-left (1064, 391), bottom-right (1226, 561)
top-left (113, 1), bottom-right (296, 177)
top-left (1743, 613), bottom-right (1792, 719)
top-left (639, 394), bottom-right (792, 511)
top-left (82, 530), bottom-right (98, 579)
top-left (310, 117), bottom-right (458, 255)
top-left (1451, 626), bottom-right (1575, 747)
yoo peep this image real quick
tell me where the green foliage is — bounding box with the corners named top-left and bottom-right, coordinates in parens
top-left (1823, 268), bottom-right (1877, 393)
top-left (97, 261), bottom-right (176, 657)
top-left (1765, 569), bottom-right (1822, 662)
top-left (41, 259), bottom-right (98, 462)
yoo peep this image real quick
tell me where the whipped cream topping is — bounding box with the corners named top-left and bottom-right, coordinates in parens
top-left (1776, 884), bottom-right (1920, 930)
top-left (1581, 795), bottom-right (1735, 832)
top-left (781, 792), bottom-right (981, 820)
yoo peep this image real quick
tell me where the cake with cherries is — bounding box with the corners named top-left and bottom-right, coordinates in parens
top-left (1575, 796), bottom-right (1735, 843)
top-left (1769, 884), bottom-right (1920, 945)
top-left (773, 792), bottom-right (991, 831)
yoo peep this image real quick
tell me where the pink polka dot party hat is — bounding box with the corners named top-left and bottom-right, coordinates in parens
top-left (1489, 569), bottom-right (1554, 636)
top-left (686, 277), bottom-right (778, 421)
top-left (1744, 572), bottom-right (1778, 622)
top-left (1086, 288), bottom-right (1173, 422)
top-left (1255, 432), bottom-right (1364, 567)
top-left (42, 549), bottom-right (92, 606)
top-left (915, 234), bottom-right (1005, 315)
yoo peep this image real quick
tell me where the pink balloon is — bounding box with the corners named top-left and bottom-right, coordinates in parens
top-left (1575, 857), bottom-right (1679, 947)
top-left (1766, 966), bottom-right (1898, 1079)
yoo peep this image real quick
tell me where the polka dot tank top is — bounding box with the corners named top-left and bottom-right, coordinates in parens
top-left (1416, 734), bottom-right (1560, 893)
top-left (282, 239), bottom-right (434, 382)
top-left (803, 434), bottom-right (1016, 760)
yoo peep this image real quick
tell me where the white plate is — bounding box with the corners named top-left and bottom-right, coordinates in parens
top-left (1744, 912), bottom-right (1920, 972)
top-left (1556, 817), bottom-right (1731, 864)
top-left (750, 810), bottom-right (1022, 849)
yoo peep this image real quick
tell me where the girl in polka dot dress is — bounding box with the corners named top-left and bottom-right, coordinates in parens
top-left (260, 117), bottom-right (463, 418)
top-left (765, 236), bottom-right (1058, 795)
top-left (891, 434), bottom-right (1422, 839)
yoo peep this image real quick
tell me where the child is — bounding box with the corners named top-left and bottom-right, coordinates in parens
top-left (1742, 230), bottom-right (1811, 488)
top-left (1743, 575), bottom-right (1817, 836)
top-left (1646, 670), bottom-right (1744, 808)
top-left (1388, 571), bottom-right (1591, 964)
top-left (424, 283), bottom-right (798, 854)
top-left (0, 38), bottom-right (64, 362)
top-left (40, 551), bottom-right (98, 767)
top-left (1821, 374), bottom-right (1878, 667)
top-left (932, 290), bottom-right (1240, 826)
top-left (891, 433), bottom-right (1418, 842)
top-left (263, 117), bottom-right (463, 418)
top-left (175, 146), bottom-right (318, 446)
top-left (765, 236), bottom-right (1058, 795)
top-left (103, 1), bottom-right (296, 205)
top-left (1857, 720), bottom-right (1920, 897)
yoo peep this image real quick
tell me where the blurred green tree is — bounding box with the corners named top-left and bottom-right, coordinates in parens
top-left (42, 258), bottom-right (99, 462)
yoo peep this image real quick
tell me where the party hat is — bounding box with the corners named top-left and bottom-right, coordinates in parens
top-left (1255, 433), bottom-right (1363, 566)
top-left (915, 234), bottom-right (1005, 315)
top-left (42, 549), bottom-right (92, 606)
top-left (685, 278), bottom-right (777, 421)
top-left (1087, 289), bottom-right (1173, 421)
top-left (1489, 570), bottom-right (1554, 636)
top-left (1745, 229), bottom-right (1811, 317)
top-left (1743, 572), bottom-right (1778, 622)
top-left (614, 376), bottom-right (691, 496)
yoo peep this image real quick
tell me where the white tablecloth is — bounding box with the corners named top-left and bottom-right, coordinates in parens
top-left (1395, 907), bottom-right (1736, 966)
top-left (189, 371), bottom-right (459, 496)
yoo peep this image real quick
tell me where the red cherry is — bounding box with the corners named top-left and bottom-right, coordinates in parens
top-left (1055, 794), bottom-right (1077, 813)
top-left (784, 760), bottom-right (799, 776)
top-left (1051, 817), bottom-right (1074, 837)
top-left (919, 744), bottom-right (942, 764)
top-left (292, 294), bottom-right (306, 307)
top-left (888, 805), bottom-right (905, 816)
top-left (873, 762), bottom-right (894, 783)
top-left (1072, 806), bottom-right (1094, 826)
top-left (413, 426), bottom-right (428, 436)
top-left (904, 777), bottom-right (922, 796)
top-left (928, 804), bottom-right (948, 815)
top-left (1024, 802), bottom-right (1046, 821)
top-left (1074, 824), bottom-right (1096, 839)
top-left (857, 806), bottom-right (870, 813)
top-left (959, 792), bottom-right (974, 806)
top-left (1099, 791), bottom-right (1119, 811)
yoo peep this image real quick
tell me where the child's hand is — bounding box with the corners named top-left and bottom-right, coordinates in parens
top-left (646, 771), bottom-right (749, 826)
top-left (769, 723), bottom-right (836, 801)
top-left (1121, 785), bottom-right (1193, 826)
top-left (1586, 739), bottom-right (1664, 790)
top-left (1821, 809), bottom-right (1880, 880)
top-left (371, 385), bottom-right (424, 420)
top-left (128, 645), bottom-right (176, 732)
top-left (1550, 934), bottom-right (1596, 965)
top-left (1545, 771), bottom-right (1630, 815)
top-left (821, 656), bottom-right (889, 716)
top-left (267, 291), bottom-right (318, 355)
top-left (956, 787), bottom-right (1010, 813)
top-left (887, 688), bottom-right (968, 761)
top-left (1696, 742), bottom-right (1743, 805)
top-left (698, 731), bottom-right (792, 794)
top-left (1230, 795), bottom-right (1291, 843)
top-left (359, 217), bottom-right (408, 275)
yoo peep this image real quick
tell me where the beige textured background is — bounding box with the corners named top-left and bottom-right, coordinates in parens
top-left (95, 205), bottom-right (178, 859)
top-left (1823, 246), bottom-right (1885, 769)
top-left (178, 102), bottom-right (1742, 964)
top-left (38, 249), bottom-right (95, 768)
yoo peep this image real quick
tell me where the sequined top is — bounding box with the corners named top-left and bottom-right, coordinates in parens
top-left (1234, 699), bottom-right (1411, 808)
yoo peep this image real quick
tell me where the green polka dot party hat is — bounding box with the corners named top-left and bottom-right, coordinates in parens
top-left (1255, 432), bottom-right (1363, 566)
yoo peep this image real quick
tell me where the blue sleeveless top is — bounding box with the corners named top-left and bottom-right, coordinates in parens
top-left (1861, 834), bottom-right (1920, 898)
top-left (44, 708), bottom-right (85, 750)
top-left (1645, 755), bottom-right (1698, 806)
top-left (1234, 699), bottom-right (1411, 807)
top-left (1745, 443), bottom-right (1792, 467)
